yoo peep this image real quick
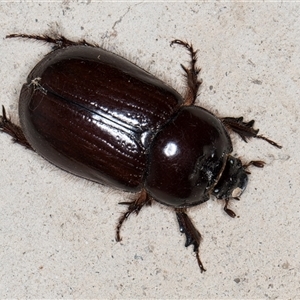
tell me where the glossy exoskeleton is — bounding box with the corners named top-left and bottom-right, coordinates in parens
top-left (0, 34), bottom-right (281, 272)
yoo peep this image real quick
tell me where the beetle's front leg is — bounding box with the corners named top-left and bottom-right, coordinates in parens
top-left (116, 189), bottom-right (152, 242)
top-left (222, 116), bottom-right (282, 148)
top-left (175, 208), bottom-right (206, 273)
top-left (171, 40), bottom-right (202, 106)
top-left (0, 106), bottom-right (32, 149)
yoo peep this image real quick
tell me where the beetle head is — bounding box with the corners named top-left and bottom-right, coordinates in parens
top-left (212, 156), bottom-right (248, 200)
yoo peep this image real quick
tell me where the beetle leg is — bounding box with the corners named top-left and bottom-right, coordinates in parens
top-left (6, 33), bottom-right (98, 50)
top-left (0, 105), bottom-right (32, 149)
top-left (170, 40), bottom-right (202, 106)
top-left (222, 116), bottom-right (282, 148)
top-left (116, 189), bottom-right (152, 242)
top-left (175, 208), bottom-right (206, 273)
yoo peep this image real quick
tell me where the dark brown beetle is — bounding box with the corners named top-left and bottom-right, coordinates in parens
top-left (0, 34), bottom-right (281, 272)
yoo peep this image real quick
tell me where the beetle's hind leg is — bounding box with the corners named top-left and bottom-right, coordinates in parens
top-left (0, 106), bottom-right (32, 149)
top-left (222, 116), bottom-right (282, 148)
top-left (171, 40), bottom-right (202, 106)
top-left (6, 33), bottom-right (98, 50)
top-left (175, 208), bottom-right (206, 273)
top-left (116, 189), bottom-right (152, 242)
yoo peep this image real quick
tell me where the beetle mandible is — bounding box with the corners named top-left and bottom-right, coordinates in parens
top-left (0, 33), bottom-right (281, 272)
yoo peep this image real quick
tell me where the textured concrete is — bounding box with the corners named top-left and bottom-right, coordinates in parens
top-left (0, 3), bottom-right (299, 299)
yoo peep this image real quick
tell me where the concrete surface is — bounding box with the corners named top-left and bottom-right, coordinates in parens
top-left (0, 2), bottom-right (299, 299)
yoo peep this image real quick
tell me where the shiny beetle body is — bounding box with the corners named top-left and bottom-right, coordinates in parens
top-left (0, 34), bottom-right (281, 272)
top-left (20, 45), bottom-right (183, 192)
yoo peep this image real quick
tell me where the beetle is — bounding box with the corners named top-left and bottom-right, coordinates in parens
top-left (0, 33), bottom-right (281, 272)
